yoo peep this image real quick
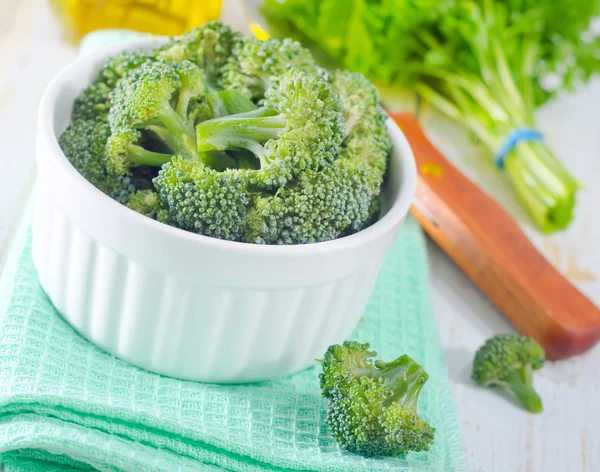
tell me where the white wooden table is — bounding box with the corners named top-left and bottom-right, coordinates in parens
top-left (1, 1), bottom-right (599, 471)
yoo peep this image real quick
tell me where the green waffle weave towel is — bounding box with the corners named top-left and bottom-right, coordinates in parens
top-left (0, 32), bottom-right (465, 472)
top-left (0, 214), bottom-right (465, 472)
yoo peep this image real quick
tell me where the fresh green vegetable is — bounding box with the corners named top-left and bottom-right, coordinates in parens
top-left (72, 82), bottom-right (112, 122)
top-left (127, 189), bottom-right (162, 218)
top-left (158, 21), bottom-right (243, 92)
top-left (196, 67), bottom-right (345, 188)
top-left (59, 119), bottom-right (146, 204)
top-left (263, 0), bottom-right (600, 232)
top-left (245, 69), bottom-right (390, 244)
top-left (472, 334), bottom-right (545, 413)
top-left (59, 22), bottom-right (391, 245)
top-left (154, 156), bottom-right (252, 240)
top-left (221, 37), bottom-right (321, 99)
top-left (206, 89), bottom-right (257, 118)
top-left (107, 59), bottom-right (206, 172)
top-left (319, 341), bottom-right (435, 456)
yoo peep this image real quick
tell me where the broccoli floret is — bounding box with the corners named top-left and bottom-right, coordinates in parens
top-left (319, 341), bottom-right (435, 457)
top-left (153, 156), bottom-right (251, 241)
top-left (366, 196), bottom-right (382, 224)
top-left (59, 119), bottom-right (139, 204)
top-left (127, 189), bottom-right (159, 216)
top-left (159, 22), bottom-right (242, 92)
top-left (188, 100), bottom-right (213, 125)
top-left (72, 82), bottom-right (112, 121)
top-left (149, 90), bottom-right (261, 240)
top-left (73, 50), bottom-right (156, 123)
top-left (244, 70), bottom-right (390, 244)
top-left (222, 37), bottom-right (320, 99)
top-left (100, 50), bottom-right (156, 88)
top-left (329, 69), bottom-right (381, 137)
top-left (196, 67), bottom-right (345, 188)
top-left (245, 157), bottom-right (373, 244)
top-left (472, 334), bottom-right (545, 413)
top-left (107, 60), bottom-right (207, 173)
top-left (330, 69), bottom-right (390, 175)
top-left (127, 189), bottom-right (173, 224)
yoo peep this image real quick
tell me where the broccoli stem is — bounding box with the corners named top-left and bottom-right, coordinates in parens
top-left (124, 144), bottom-right (173, 167)
top-left (153, 106), bottom-right (198, 161)
top-left (207, 89), bottom-right (257, 118)
top-left (176, 88), bottom-right (196, 119)
top-left (196, 109), bottom-right (286, 165)
top-left (247, 75), bottom-right (270, 97)
top-left (505, 368), bottom-right (543, 413)
top-left (207, 93), bottom-right (229, 119)
top-left (202, 29), bottom-right (222, 93)
top-left (199, 151), bottom-right (237, 170)
top-left (158, 106), bottom-right (195, 137)
top-left (375, 355), bottom-right (429, 409)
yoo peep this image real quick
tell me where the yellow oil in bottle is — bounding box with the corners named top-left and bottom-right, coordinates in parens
top-left (50, 0), bottom-right (223, 43)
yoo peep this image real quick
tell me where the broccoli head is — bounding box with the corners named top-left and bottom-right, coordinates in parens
top-left (472, 334), bottom-right (545, 413)
top-left (72, 81), bottom-right (112, 122)
top-left (196, 67), bottom-right (345, 187)
top-left (107, 59), bottom-right (207, 173)
top-left (319, 341), bottom-right (435, 457)
top-left (73, 51), bottom-right (156, 122)
top-left (127, 189), bottom-right (159, 216)
top-left (222, 37), bottom-right (320, 99)
top-left (100, 50), bottom-right (156, 88)
top-left (159, 21), bottom-right (242, 92)
top-left (59, 119), bottom-right (141, 204)
top-left (245, 157), bottom-right (373, 244)
top-left (153, 156), bottom-right (252, 241)
top-left (244, 69), bottom-right (390, 244)
top-left (329, 69), bottom-right (382, 137)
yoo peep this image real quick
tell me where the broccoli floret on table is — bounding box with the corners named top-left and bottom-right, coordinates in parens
top-left (319, 341), bottom-right (435, 457)
top-left (472, 334), bottom-right (545, 413)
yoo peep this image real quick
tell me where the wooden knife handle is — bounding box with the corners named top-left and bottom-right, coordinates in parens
top-left (391, 112), bottom-right (600, 359)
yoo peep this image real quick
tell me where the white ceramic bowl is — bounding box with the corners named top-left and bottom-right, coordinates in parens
top-left (33, 39), bottom-right (417, 383)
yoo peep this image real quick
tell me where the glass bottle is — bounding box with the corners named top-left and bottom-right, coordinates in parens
top-left (50, 0), bottom-right (223, 43)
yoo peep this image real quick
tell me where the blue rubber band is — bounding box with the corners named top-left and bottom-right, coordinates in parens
top-left (495, 128), bottom-right (544, 169)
